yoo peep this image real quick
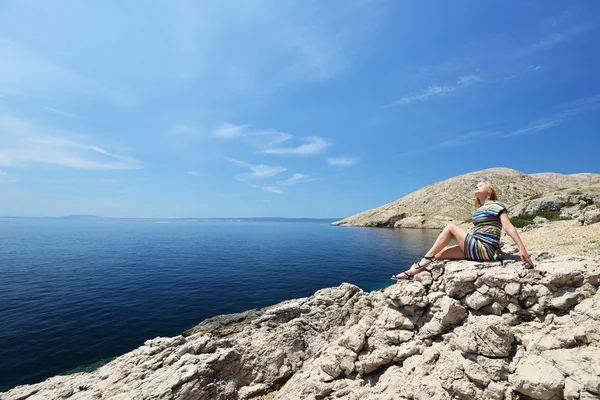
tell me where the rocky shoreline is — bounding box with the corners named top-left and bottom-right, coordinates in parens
top-left (3, 219), bottom-right (600, 400)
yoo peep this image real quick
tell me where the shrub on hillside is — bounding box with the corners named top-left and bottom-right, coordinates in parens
top-left (510, 211), bottom-right (571, 228)
top-left (510, 218), bottom-right (534, 228)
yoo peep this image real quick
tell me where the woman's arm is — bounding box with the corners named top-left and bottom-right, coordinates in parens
top-left (500, 212), bottom-right (535, 267)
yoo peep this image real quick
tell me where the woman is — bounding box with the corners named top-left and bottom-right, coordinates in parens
top-left (392, 181), bottom-right (534, 280)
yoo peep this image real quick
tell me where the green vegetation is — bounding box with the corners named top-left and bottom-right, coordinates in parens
top-left (564, 200), bottom-right (577, 208)
top-left (582, 197), bottom-right (594, 205)
top-left (510, 218), bottom-right (534, 228)
top-left (584, 186), bottom-right (600, 193)
top-left (570, 190), bottom-right (584, 195)
top-left (513, 328), bottom-right (524, 335)
top-left (510, 210), bottom-right (572, 228)
top-left (596, 203), bottom-right (600, 209)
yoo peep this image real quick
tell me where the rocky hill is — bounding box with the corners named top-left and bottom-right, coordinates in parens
top-left (3, 247), bottom-right (599, 400)
top-left (332, 168), bottom-right (600, 229)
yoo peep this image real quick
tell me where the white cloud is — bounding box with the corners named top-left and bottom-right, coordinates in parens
top-left (326, 157), bottom-right (358, 167)
top-left (262, 186), bottom-right (283, 195)
top-left (210, 123), bottom-right (329, 157)
top-left (0, 39), bottom-right (134, 106)
top-left (243, 129), bottom-right (293, 147)
top-left (0, 170), bottom-right (18, 183)
top-left (98, 178), bottom-right (119, 184)
top-left (223, 156), bottom-right (287, 181)
top-left (276, 173), bottom-right (316, 185)
top-left (435, 131), bottom-right (488, 149)
top-left (261, 136), bottom-right (330, 156)
top-left (43, 106), bottom-right (82, 119)
top-left (532, 25), bottom-right (593, 50)
top-left (504, 120), bottom-right (561, 137)
top-left (169, 124), bottom-right (194, 136)
top-left (391, 74), bottom-right (481, 105)
top-left (0, 113), bottom-right (142, 170)
top-left (187, 171), bottom-right (201, 176)
top-left (212, 123), bottom-right (247, 139)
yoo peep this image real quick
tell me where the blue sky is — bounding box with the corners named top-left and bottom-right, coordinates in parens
top-left (1, 1), bottom-right (599, 218)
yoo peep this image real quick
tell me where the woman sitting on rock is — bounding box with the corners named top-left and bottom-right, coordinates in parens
top-left (392, 181), bottom-right (534, 280)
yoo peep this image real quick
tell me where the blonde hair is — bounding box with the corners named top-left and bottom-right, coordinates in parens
top-left (473, 181), bottom-right (498, 208)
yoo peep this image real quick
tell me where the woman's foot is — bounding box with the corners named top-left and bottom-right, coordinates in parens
top-left (391, 271), bottom-right (412, 281)
top-left (391, 255), bottom-right (436, 281)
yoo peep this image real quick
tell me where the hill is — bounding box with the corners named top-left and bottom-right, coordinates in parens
top-left (332, 168), bottom-right (600, 229)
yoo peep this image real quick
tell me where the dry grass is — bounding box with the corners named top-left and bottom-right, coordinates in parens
top-left (250, 391), bottom-right (278, 400)
top-left (512, 220), bottom-right (600, 256)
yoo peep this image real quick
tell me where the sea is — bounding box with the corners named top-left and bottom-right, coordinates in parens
top-left (0, 218), bottom-right (439, 391)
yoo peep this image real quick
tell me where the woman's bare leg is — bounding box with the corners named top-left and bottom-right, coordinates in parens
top-left (435, 244), bottom-right (465, 260)
top-left (393, 224), bottom-right (469, 280)
top-left (415, 223), bottom-right (468, 265)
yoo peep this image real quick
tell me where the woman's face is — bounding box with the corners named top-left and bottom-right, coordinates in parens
top-left (474, 182), bottom-right (490, 196)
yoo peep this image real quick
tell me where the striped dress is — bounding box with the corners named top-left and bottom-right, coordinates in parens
top-left (464, 201), bottom-right (507, 261)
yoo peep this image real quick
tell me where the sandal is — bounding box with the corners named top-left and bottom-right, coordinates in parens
top-left (391, 255), bottom-right (435, 281)
top-left (414, 255), bottom-right (435, 270)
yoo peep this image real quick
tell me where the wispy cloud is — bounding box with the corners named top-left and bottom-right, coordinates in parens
top-left (187, 171), bottom-right (201, 177)
top-left (418, 93), bottom-right (600, 153)
top-left (0, 39), bottom-right (134, 106)
top-left (504, 120), bottom-right (561, 137)
top-left (223, 156), bottom-right (287, 181)
top-left (0, 170), bottom-right (18, 183)
top-left (212, 123), bottom-right (247, 139)
top-left (276, 173), bottom-right (316, 185)
top-left (262, 186), bottom-right (283, 195)
top-left (169, 124), bottom-right (195, 136)
top-left (43, 106), bottom-right (82, 120)
top-left (98, 178), bottom-right (119, 184)
top-left (512, 17), bottom-right (597, 58)
top-left (532, 24), bottom-right (594, 51)
top-left (326, 157), bottom-right (358, 167)
top-left (243, 129), bottom-right (293, 147)
top-left (261, 136), bottom-right (330, 156)
top-left (0, 114), bottom-right (142, 170)
top-left (209, 122), bottom-right (330, 157)
top-left (391, 74), bottom-right (481, 106)
top-left (435, 131), bottom-right (488, 148)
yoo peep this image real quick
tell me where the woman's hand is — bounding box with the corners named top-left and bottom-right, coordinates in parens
top-left (520, 250), bottom-right (534, 267)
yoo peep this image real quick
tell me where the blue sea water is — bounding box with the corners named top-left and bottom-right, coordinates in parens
top-left (0, 218), bottom-right (439, 391)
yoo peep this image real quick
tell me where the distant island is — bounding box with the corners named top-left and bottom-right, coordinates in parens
top-left (0, 215), bottom-right (341, 223)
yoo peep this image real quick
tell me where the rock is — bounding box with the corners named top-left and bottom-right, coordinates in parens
top-left (450, 316), bottom-right (515, 357)
top-left (584, 209), bottom-right (600, 225)
top-left (510, 195), bottom-right (568, 218)
top-left (465, 291), bottom-right (492, 310)
top-left (533, 216), bottom-right (549, 224)
top-left (510, 355), bottom-right (565, 399)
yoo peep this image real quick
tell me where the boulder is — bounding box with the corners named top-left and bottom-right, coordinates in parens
top-left (584, 208), bottom-right (600, 225)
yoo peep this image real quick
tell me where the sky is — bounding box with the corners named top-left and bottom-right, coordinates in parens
top-left (1, 1), bottom-right (599, 218)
